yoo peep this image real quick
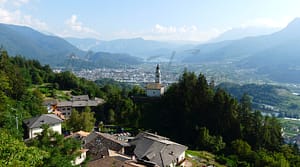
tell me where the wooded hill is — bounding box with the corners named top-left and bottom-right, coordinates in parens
top-left (219, 82), bottom-right (300, 118)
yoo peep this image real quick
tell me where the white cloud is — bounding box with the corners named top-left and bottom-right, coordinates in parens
top-left (154, 24), bottom-right (177, 33)
top-left (0, 0), bottom-right (48, 31)
top-left (0, 0), bottom-right (7, 4)
top-left (12, 0), bottom-right (29, 7)
top-left (150, 24), bottom-right (221, 41)
top-left (0, 8), bottom-right (15, 23)
top-left (64, 14), bottom-right (100, 38)
top-left (0, 7), bottom-right (48, 30)
top-left (152, 24), bottom-right (199, 34)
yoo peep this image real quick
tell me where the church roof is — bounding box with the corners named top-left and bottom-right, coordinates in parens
top-left (146, 83), bottom-right (164, 90)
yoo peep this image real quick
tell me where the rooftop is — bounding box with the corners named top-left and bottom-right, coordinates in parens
top-left (72, 95), bottom-right (90, 101)
top-left (130, 132), bottom-right (188, 167)
top-left (56, 98), bottom-right (105, 107)
top-left (66, 130), bottom-right (90, 140)
top-left (23, 114), bottom-right (63, 128)
top-left (146, 83), bottom-right (164, 90)
top-left (86, 132), bottom-right (130, 147)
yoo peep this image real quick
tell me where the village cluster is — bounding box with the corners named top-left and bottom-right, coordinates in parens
top-left (22, 65), bottom-right (188, 167)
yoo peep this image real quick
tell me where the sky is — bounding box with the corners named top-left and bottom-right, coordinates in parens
top-left (0, 0), bottom-right (300, 41)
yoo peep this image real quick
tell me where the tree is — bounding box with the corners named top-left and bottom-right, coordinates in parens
top-left (67, 109), bottom-right (81, 131)
top-left (260, 116), bottom-right (283, 151)
top-left (0, 129), bottom-right (48, 166)
top-left (231, 139), bottom-right (254, 163)
top-left (81, 106), bottom-right (96, 131)
top-left (67, 107), bottom-right (96, 132)
top-left (255, 149), bottom-right (290, 167)
top-left (27, 125), bottom-right (81, 167)
top-left (212, 89), bottom-right (241, 142)
top-left (0, 70), bottom-right (11, 114)
top-left (196, 127), bottom-right (226, 153)
top-left (128, 85), bottom-right (145, 96)
top-left (108, 109), bottom-right (115, 124)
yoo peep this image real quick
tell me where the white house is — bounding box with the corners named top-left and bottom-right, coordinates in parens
top-left (72, 149), bottom-right (89, 165)
top-left (146, 64), bottom-right (165, 97)
top-left (23, 114), bottom-right (63, 139)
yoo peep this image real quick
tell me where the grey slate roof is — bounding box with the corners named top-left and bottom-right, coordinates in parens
top-left (23, 114), bottom-right (63, 128)
top-left (72, 95), bottom-right (89, 101)
top-left (85, 132), bottom-right (130, 147)
top-left (57, 97), bottom-right (105, 107)
top-left (57, 101), bottom-right (72, 107)
top-left (130, 132), bottom-right (188, 167)
top-left (84, 132), bottom-right (130, 160)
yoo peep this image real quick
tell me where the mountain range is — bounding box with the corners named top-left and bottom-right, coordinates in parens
top-left (183, 18), bottom-right (300, 83)
top-left (0, 23), bottom-right (85, 65)
top-left (0, 23), bottom-right (141, 67)
top-left (64, 37), bottom-right (102, 51)
top-left (1, 18), bottom-right (300, 83)
top-left (65, 37), bottom-right (191, 62)
top-left (210, 27), bottom-right (279, 43)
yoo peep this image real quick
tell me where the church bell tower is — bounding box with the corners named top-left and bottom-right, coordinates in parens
top-left (155, 64), bottom-right (161, 84)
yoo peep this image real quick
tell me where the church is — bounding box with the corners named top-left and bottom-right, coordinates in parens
top-left (146, 64), bottom-right (165, 97)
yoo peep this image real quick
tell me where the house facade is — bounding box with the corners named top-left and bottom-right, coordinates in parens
top-left (23, 114), bottom-right (63, 139)
top-left (146, 83), bottom-right (165, 97)
top-left (72, 149), bottom-right (89, 165)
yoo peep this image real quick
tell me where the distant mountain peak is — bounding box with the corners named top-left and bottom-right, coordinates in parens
top-left (283, 17), bottom-right (300, 31)
top-left (276, 17), bottom-right (300, 37)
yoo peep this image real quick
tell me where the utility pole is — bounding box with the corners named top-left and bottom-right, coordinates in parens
top-left (16, 115), bottom-right (18, 130)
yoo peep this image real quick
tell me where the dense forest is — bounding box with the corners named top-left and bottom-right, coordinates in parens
top-left (1, 49), bottom-right (300, 166)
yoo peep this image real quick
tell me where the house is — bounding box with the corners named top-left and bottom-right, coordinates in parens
top-left (56, 101), bottom-right (73, 118)
top-left (146, 64), bottom-right (165, 97)
top-left (130, 132), bottom-right (188, 167)
top-left (55, 95), bottom-right (105, 119)
top-left (84, 132), bottom-right (131, 160)
top-left (72, 148), bottom-right (89, 166)
top-left (66, 130), bottom-right (91, 165)
top-left (23, 114), bottom-right (63, 139)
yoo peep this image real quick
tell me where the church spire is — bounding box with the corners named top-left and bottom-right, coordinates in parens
top-left (155, 64), bottom-right (161, 84)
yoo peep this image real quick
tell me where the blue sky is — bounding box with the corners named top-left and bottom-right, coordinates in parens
top-left (1, 0), bottom-right (300, 41)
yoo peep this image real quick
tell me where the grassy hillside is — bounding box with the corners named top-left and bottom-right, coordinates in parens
top-left (186, 150), bottom-right (227, 167)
